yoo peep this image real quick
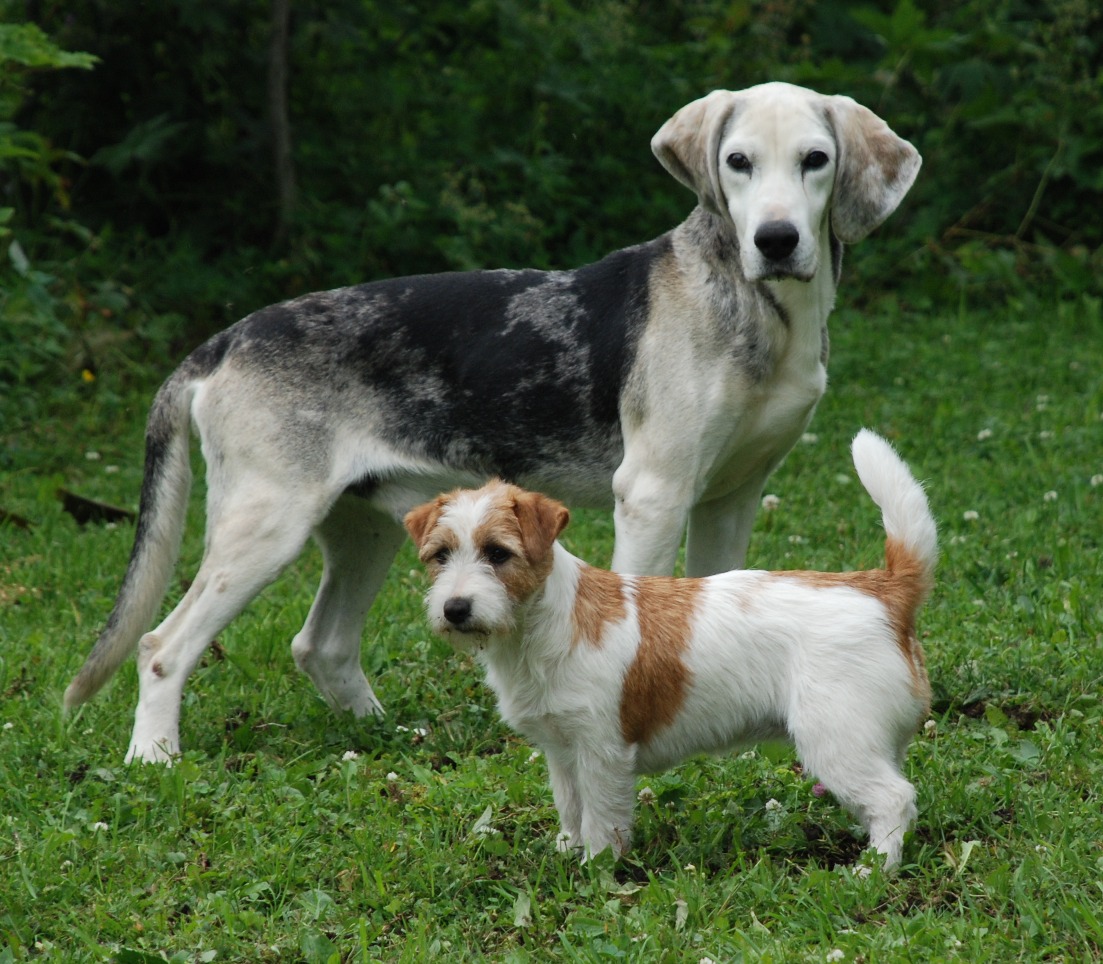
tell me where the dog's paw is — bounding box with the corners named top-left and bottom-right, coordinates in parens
top-left (576, 827), bottom-right (631, 863)
top-left (125, 736), bottom-right (180, 766)
top-left (555, 831), bottom-right (580, 854)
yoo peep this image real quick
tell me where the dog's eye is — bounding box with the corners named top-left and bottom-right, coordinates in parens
top-left (485, 545), bottom-right (513, 566)
top-left (432, 547), bottom-right (451, 565)
top-left (803, 150), bottom-right (829, 172)
top-left (726, 152), bottom-right (752, 173)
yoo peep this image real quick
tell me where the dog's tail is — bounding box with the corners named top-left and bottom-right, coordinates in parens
top-left (64, 369), bottom-right (198, 709)
top-left (851, 428), bottom-right (938, 602)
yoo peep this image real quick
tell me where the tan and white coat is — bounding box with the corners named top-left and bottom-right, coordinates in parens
top-left (406, 430), bottom-right (936, 868)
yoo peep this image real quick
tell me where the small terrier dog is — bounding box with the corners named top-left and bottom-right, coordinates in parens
top-left (404, 430), bottom-right (937, 869)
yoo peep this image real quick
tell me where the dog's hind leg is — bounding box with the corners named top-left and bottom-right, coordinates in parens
top-left (794, 723), bottom-right (918, 871)
top-left (291, 495), bottom-right (406, 717)
top-left (126, 488), bottom-right (322, 764)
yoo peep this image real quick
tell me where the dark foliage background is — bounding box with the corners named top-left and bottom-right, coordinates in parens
top-left (2, 0), bottom-right (1101, 393)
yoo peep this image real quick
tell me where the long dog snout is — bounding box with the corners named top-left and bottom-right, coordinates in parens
top-left (754, 220), bottom-right (800, 261)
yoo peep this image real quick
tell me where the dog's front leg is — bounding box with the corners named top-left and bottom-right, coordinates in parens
top-left (611, 462), bottom-right (693, 576)
top-left (573, 745), bottom-right (638, 861)
top-left (544, 748), bottom-right (583, 852)
top-left (684, 474), bottom-right (769, 575)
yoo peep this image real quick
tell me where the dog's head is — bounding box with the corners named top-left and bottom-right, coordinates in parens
top-left (404, 480), bottom-right (570, 648)
top-left (651, 81), bottom-right (921, 283)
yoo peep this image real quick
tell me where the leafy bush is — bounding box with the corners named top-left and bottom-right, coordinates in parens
top-left (0, 20), bottom-right (98, 386)
top-left (7, 0), bottom-right (1103, 377)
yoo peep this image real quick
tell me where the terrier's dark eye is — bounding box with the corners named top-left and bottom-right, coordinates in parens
top-left (726, 152), bottom-right (752, 173)
top-left (803, 150), bottom-right (829, 172)
top-left (432, 547), bottom-right (451, 565)
top-left (485, 545), bottom-right (513, 566)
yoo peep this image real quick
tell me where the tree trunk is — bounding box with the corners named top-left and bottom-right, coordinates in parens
top-left (268, 0), bottom-right (295, 244)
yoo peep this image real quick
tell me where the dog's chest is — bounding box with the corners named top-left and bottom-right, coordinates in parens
top-left (704, 341), bottom-right (827, 497)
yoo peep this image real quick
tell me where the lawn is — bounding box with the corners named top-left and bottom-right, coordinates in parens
top-left (1, 291), bottom-right (1101, 962)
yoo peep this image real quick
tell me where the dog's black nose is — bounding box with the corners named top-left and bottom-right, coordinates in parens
top-left (754, 220), bottom-right (800, 261)
top-left (443, 597), bottom-right (472, 625)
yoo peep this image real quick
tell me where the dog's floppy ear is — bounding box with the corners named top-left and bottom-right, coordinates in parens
top-left (511, 489), bottom-right (569, 563)
top-left (404, 496), bottom-right (446, 549)
top-left (652, 90), bottom-right (737, 216)
top-left (825, 95), bottom-right (921, 244)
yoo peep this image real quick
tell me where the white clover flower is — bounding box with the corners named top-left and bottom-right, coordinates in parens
top-left (1091, 474), bottom-right (1103, 488)
top-left (976, 428), bottom-right (993, 441)
top-left (2, 722), bottom-right (12, 731)
top-left (761, 493), bottom-right (781, 512)
top-left (827, 950), bottom-right (845, 962)
top-left (342, 750), bottom-right (359, 762)
top-left (91, 822), bottom-right (109, 832)
top-left (1043, 490), bottom-right (1058, 502)
top-left (765, 798), bottom-right (783, 812)
top-left (1038, 430), bottom-right (1055, 440)
top-left (527, 750), bottom-right (541, 764)
top-left (683, 863), bottom-right (697, 872)
top-left (788, 534), bottom-right (805, 545)
top-left (963, 510), bottom-right (979, 522)
top-left (386, 772), bottom-right (399, 782)
top-left (924, 720), bottom-right (937, 736)
top-left (104, 464), bottom-right (120, 474)
top-left (801, 433), bottom-right (819, 444)
top-left (85, 450), bottom-right (102, 461)
top-left (637, 786), bottom-right (655, 804)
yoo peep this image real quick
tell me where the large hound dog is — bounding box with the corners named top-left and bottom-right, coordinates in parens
top-left (65, 82), bottom-right (921, 762)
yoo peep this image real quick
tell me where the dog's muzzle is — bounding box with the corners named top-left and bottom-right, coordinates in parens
top-left (443, 596), bottom-right (473, 627)
top-left (754, 220), bottom-right (800, 262)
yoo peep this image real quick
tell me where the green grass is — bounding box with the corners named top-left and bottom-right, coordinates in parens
top-left (1, 291), bottom-right (1101, 962)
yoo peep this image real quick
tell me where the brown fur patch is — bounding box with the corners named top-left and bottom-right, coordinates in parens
top-left (771, 537), bottom-right (932, 702)
top-left (414, 526), bottom-right (459, 573)
top-left (619, 577), bottom-right (703, 745)
top-left (473, 484), bottom-right (568, 602)
top-left (404, 495), bottom-right (448, 550)
top-left (571, 565), bottom-right (627, 649)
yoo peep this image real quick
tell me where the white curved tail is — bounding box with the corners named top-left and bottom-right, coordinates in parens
top-left (851, 429), bottom-right (938, 593)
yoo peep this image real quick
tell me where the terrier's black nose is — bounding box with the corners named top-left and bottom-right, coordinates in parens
top-left (754, 220), bottom-right (800, 261)
top-left (443, 597), bottom-right (472, 625)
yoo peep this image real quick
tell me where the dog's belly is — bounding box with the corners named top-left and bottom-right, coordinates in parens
top-left (634, 714), bottom-right (788, 774)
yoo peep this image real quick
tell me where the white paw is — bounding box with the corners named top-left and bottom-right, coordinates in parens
top-left (125, 736), bottom-right (180, 765)
top-left (556, 831), bottom-right (580, 854)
